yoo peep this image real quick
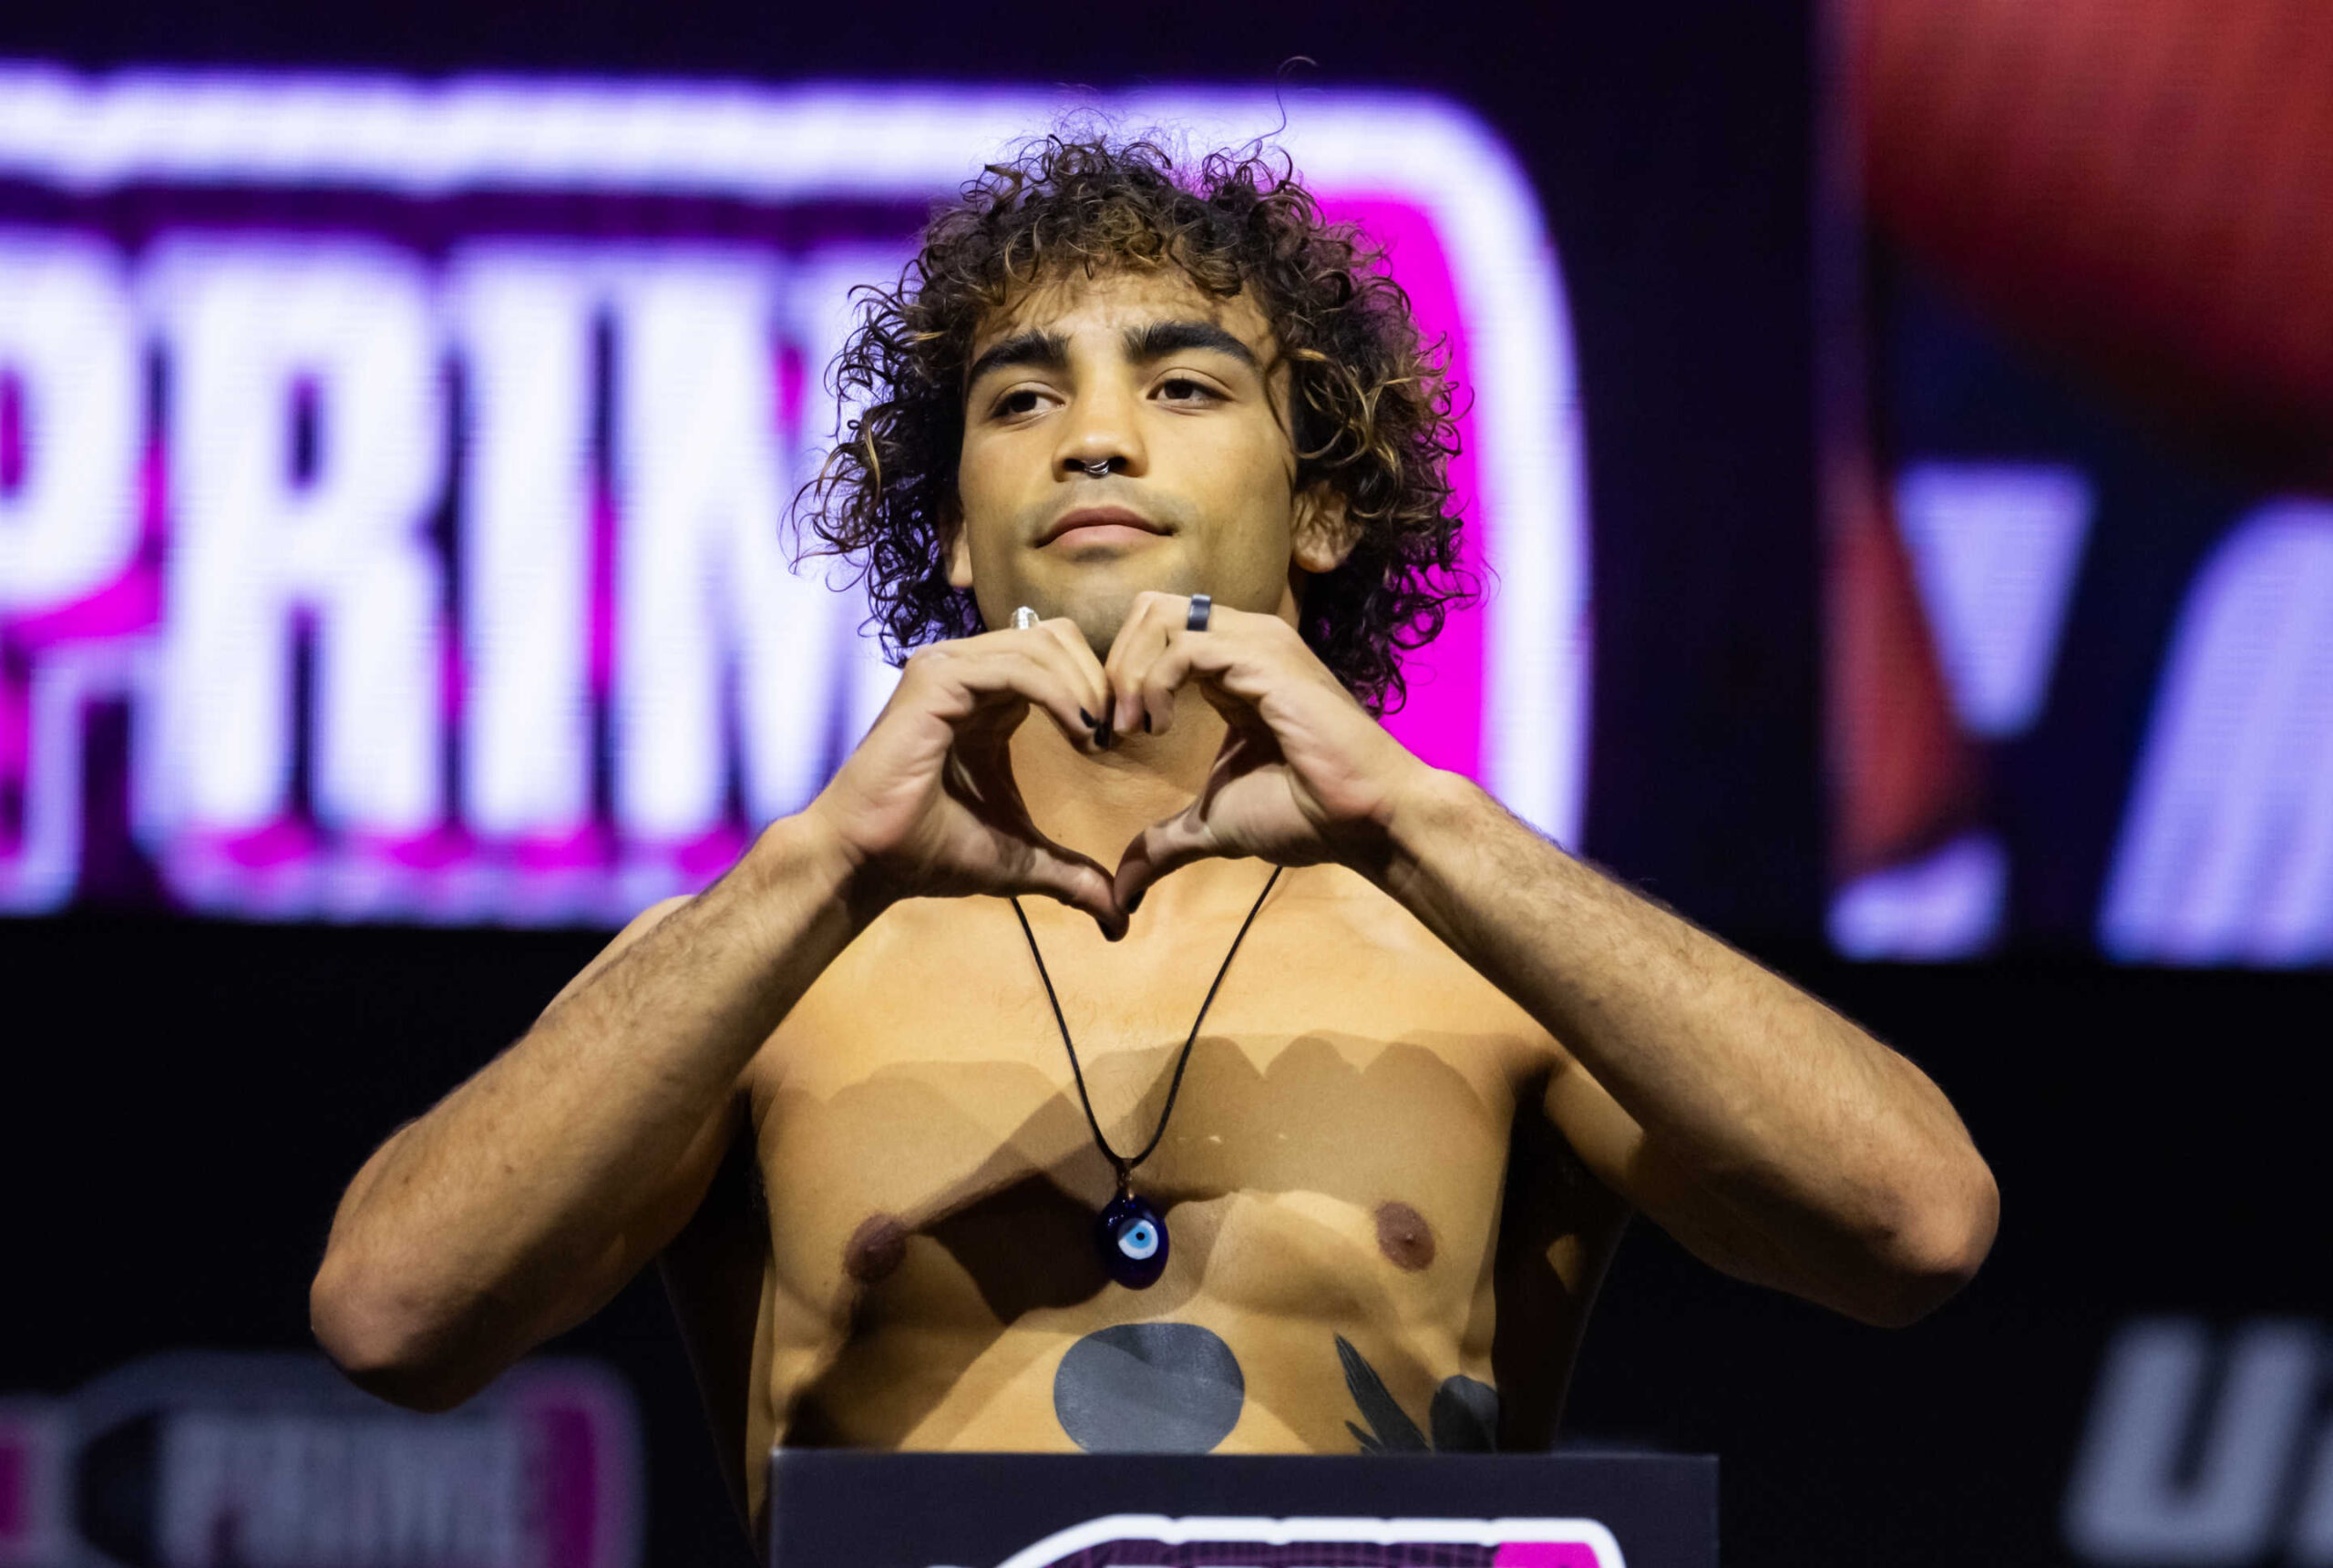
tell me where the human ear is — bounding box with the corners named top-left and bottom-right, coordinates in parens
top-left (943, 501), bottom-right (973, 589)
top-left (1290, 481), bottom-right (1359, 574)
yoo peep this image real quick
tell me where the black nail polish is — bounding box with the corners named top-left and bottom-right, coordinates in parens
top-left (1141, 709), bottom-right (1152, 733)
top-left (1126, 888), bottom-right (1145, 914)
top-left (1079, 708), bottom-right (1095, 729)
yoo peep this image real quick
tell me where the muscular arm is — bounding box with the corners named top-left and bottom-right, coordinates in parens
top-left (1379, 774), bottom-right (1998, 1327)
top-left (1094, 592), bottom-right (1994, 1326)
top-left (312, 614), bottom-right (1118, 1410)
top-left (310, 817), bottom-right (862, 1409)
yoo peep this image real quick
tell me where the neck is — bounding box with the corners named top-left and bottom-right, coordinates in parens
top-left (1010, 684), bottom-right (1255, 916)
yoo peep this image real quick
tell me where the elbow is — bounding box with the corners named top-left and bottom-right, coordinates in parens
top-left (309, 1254), bottom-right (491, 1413)
top-left (1853, 1153), bottom-right (2000, 1328)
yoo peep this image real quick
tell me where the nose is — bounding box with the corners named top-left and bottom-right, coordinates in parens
top-left (1053, 382), bottom-right (1146, 479)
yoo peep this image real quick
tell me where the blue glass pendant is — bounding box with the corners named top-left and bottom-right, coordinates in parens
top-left (1096, 1193), bottom-right (1169, 1289)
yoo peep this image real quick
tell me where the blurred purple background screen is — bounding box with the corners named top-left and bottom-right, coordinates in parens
top-left (0, 70), bottom-right (1590, 927)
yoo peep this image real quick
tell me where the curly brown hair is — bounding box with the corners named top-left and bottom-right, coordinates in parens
top-left (792, 133), bottom-right (1472, 714)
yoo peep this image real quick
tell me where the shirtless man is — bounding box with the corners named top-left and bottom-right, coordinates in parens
top-left (310, 138), bottom-right (1998, 1538)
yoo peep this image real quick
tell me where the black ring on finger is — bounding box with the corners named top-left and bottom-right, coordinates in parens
top-left (1186, 594), bottom-right (1212, 632)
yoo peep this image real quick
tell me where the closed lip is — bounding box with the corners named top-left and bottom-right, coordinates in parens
top-left (1038, 507), bottom-right (1171, 546)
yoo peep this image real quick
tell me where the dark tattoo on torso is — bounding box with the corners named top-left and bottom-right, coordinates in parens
top-left (1053, 1322), bottom-right (1247, 1453)
top-left (1045, 1324), bottom-right (1497, 1454)
top-left (1336, 1335), bottom-right (1500, 1453)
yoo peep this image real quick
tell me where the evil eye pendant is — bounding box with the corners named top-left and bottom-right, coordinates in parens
top-left (1096, 1193), bottom-right (1169, 1289)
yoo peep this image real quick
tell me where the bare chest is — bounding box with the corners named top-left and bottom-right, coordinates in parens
top-left (744, 903), bottom-right (1538, 1333)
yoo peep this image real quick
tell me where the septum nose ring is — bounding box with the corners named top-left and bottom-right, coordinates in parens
top-left (1082, 459), bottom-right (1112, 477)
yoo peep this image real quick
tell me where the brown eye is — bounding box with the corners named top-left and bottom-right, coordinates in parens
top-left (1158, 376), bottom-right (1216, 403)
top-left (996, 389), bottom-right (1043, 417)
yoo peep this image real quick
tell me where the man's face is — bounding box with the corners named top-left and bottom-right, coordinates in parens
top-left (949, 266), bottom-right (1345, 653)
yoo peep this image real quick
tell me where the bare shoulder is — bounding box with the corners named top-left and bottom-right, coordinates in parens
top-left (798, 890), bottom-right (1002, 997)
top-left (752, 890), bottom-right (1015, 1065)
top-left (1266, 863), bottom-right (1563, 1064)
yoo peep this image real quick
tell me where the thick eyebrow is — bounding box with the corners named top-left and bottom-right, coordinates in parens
top-left (964, 329), bottom-right (1072, 394)
top-left (1124, 318), bottom-right (1260, 371)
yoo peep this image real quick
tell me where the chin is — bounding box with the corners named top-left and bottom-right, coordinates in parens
top-left (1065, 602), bottom-right (1131, 658)
top-left (1057, 575), bottom-right (1201, 645)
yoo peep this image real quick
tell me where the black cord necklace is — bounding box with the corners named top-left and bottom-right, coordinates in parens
top-left (1011, 866), bottom-right (1283, 1289)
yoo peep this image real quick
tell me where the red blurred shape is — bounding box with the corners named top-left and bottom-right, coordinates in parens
top-left (1864, 0), bottom-right (2333, 485)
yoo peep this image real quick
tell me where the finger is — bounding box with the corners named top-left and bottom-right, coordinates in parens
top-left (1112, 807), bottom-right (1222, 916)
top-left (1138, 648), bottom-right (1193, 739)
top-left (1104, 590), bottom-right (1182, 736)
top-left (1011, 834), bottom-right (1130, 940)
top-left (985, 623), bottom-right (1107, 746)
top-left (1033, 617), bottom-right (1112, 739)
top-left (1125, 629), bottom-right (1244, 740)
top-left (920, 640), bottom-right (1101, 750)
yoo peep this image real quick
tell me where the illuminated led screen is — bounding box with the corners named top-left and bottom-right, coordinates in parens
top-left (0, 69), bottom-right (1590, 925)
top-left (1828, 354), bottom-right (2333, 968)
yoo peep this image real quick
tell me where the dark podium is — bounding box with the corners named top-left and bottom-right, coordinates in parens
top-left (768, 1450), bottom-right (1716, 1568)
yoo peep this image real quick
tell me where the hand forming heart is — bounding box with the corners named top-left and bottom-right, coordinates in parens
top-left (801, 590), bottom-right (1438, 937)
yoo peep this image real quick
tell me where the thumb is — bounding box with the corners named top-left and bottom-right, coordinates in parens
top-left (1112, 809), bottom-right (1222, 917)
top-left (1011, 836), bottom-right (1129, 941)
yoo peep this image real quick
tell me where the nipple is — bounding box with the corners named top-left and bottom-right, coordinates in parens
top-left (1374, 1201), bottom-right (1437, 1272)
top-left (844, 1213), bottom-right (909, 1284)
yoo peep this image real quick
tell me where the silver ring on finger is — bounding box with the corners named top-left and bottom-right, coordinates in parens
top-left (1012, 605), bottom-right (1040, 630)
top-left (1186, 594), bottom-right (1212, 632)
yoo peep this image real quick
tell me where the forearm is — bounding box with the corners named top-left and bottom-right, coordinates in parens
top-left (1376, 772), bottom-right (1996, 1317)
top-left (313, 812), bottom-right (866, 1398)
